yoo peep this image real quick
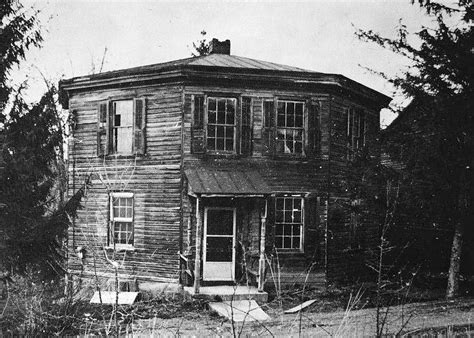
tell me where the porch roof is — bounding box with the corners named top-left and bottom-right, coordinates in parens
top-left (185, 167), bottom-right (271, 196)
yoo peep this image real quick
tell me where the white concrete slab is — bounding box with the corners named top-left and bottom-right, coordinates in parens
top-left (209, 300), bottom-right (271, 322)
top-left (90, 291), bottom-right (139, 305)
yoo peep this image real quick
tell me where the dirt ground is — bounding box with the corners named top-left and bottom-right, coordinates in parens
top-left (132, 297), bottom-right (474, 336)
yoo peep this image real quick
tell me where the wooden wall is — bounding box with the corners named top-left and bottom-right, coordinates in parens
top-left (67, 84), bottom-right (184, 283)
top-left (326, 94), bottom-right (382, 281)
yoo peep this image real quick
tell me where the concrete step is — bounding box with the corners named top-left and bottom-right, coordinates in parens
top-left (184, 285), bottom-right (268, 302)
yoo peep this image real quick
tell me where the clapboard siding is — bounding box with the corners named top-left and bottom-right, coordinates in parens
top-left (64, 64), bottom-right (387, 285)
top-left (326, 94), bottom-right (382, 281)
top-left (68, 85), bottom-right (184, 283)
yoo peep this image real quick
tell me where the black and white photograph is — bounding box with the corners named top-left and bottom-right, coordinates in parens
top-left (0, 0), bottom-right (473, 335)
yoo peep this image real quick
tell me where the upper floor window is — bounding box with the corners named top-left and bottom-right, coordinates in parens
top-left (347, 108), bottom-right (366, 159)
top-left (276, 101), bottom-right (304, 155)
top-left (263, 98), bottom-right (320, 158)
top-left (275, 196), bottom-right (304, 250)
top-left (113, 100), bottom-right (133, 154)
top-left (109, 192), bottom-right (134, 249)
top-left (207, 98), bottom-right (236, 152)
top-left (191, 95), bottom-right (252, 155)
top-left (97, 98), bottom-right (146, 156)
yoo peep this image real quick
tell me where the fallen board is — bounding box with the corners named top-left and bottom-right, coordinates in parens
top-left (284, 299), bottom-right (317, 314)
top-left (90, 291), bottom-right (139, 305)
top-left (209, 300), bottom-right (271, 322)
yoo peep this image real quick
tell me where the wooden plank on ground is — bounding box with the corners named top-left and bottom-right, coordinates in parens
top-left (90, 291), bottom-right (139, 305)
top-left (284, 299), bottom-right (317, 314)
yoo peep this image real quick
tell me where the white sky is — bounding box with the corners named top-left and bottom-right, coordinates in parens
top-left (17, 0), bottom-right (440, 127)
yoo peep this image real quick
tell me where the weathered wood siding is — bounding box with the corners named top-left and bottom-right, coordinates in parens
top-left (326, 94), bottom-right (381, 281)
top-left (67, 85), bottom-right (183, 283)
top-left (182, 85), bottom-right (330, 277)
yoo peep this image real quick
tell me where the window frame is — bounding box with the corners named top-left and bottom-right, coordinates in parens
top-left (97, 98), bottom-right (146, 157)
top-left (112, 100), bottom-right (134, 155)
top-left (275, 100), bottom-right (305, 156)
top-left (109, 192), bottom-right (134, 250)
top-left (274, 195), bottom-right (305, 252)
top-left (347, 108), bottom-right (366, 160)
top-left (205, 96), bottom-right (238, 154)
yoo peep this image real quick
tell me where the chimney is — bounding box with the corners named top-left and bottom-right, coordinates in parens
top-left (209, 38), bottom-right (231, 55)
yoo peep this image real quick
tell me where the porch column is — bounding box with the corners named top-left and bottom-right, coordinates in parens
top-left (194, 196), bottom-right (202, 294)
top-left (258, 199), bottom-right (268, 292)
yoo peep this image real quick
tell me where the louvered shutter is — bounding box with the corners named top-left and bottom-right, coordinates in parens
top-left (97, 101), bottom-right (110, 156)
top-left (262, 99), bottom-right (274, 156)
top-left (241, 97), bottom-right (253, 156)
top-left (265, 197), bottom-right (275, 254)
top-left (191, 95), bottom-right (205, 153)
top-left (306, 100), bottom-right (320, 157)
top-left (304, 195), bottom-right (319, 257)
top-left (133, 98), bottom-right (146, 155)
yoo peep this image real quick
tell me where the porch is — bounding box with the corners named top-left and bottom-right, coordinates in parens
top-left (183, 167), bottom-right (271, 294)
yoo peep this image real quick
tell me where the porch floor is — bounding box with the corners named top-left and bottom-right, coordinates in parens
top-left (183, 285), bottom-right (268, 303)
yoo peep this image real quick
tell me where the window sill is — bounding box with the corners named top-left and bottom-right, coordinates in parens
top-left (100, 153), bottom-right (147, 160)
top-left (275, 249), bottom-right (304, 255)
top-left (104, 245), bottom-right (136, 252)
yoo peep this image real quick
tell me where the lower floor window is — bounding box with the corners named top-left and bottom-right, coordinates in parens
top-left (275, 196), bottom-right (304, 250)
top-left (110, 192), bottom-right (134, 247)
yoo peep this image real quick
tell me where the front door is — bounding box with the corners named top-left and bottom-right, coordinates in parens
top-left (203, 207), bottom-right (236, 281)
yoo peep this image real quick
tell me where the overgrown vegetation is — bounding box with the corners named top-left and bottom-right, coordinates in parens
top-left (356, 0), bottom-right (474, 299)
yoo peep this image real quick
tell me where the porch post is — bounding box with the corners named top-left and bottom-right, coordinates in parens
top-left (258, 199), bottom-right (268, 292)
top-left (194, 196), bottom-right (202, 294)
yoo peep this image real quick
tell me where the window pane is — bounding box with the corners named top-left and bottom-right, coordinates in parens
top-left (114, 100), bottom-right (133, 127)
top-left (208, 110), bottom-right (217, 124)
top-left (225, 139), bottom-right (233, 151)
top-left (208, 98), bottom-right (216, 111)
top-left (217, 138), bottom-right (224, 150)
top-left (218, 99), bottom-right (226, 114)
top-left (295, 115), bottom-right (303, 128)
top-left (276, 198), bottom-right (284, 210)
top-left (208, 125), bottom-right (216, 137)
top-left (207, 209), bottom-right (233, 235)
top-left (207, 137), bottom-right (215, 149)
top-left (217, 126), bottom-right (224, 138)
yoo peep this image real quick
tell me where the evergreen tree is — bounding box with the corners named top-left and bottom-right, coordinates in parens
top-left (357, 0), bottom-right (473, 298)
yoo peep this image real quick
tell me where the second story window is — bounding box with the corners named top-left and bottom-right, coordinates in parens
top-left (276, 101), bottom-right (304, 155)
top-left (97, 98), bottom-right (146, 156)
top-left (191, 95), bottom-right (252, 155)
top-left (347, 108), bottom-right (366, 159)
top-left (113, 100), bottom-right (133, 154)
top-left (207, 98), bottom-right (236, 152)
top-left (263, 98), bottom-right (319, 158)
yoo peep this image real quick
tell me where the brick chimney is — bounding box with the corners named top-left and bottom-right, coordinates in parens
top-left (209, 38), bottom-right (231, 55)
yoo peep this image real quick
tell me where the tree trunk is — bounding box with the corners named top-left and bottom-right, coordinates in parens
top-left (446, 221), bottom-right (464, 299)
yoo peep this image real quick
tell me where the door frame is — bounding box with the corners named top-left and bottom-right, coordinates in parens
top-left (203, 207), bottom-right (236, 281)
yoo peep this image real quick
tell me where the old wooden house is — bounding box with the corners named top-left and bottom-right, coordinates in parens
top-left (59, 39), bottom-right (391, 295)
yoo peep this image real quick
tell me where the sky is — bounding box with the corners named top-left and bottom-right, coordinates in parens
top-left (17, 0), bottom-right (440, 127)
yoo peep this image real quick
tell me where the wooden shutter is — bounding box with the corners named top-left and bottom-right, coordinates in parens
top-left (265, 196), bottom-right (275, 254)
top-left (191, 95), bottom-right (205, 153)
top-left (304, 194), bottom-right (319, 257)
top-left (133, 98), bottom-right (146, 155)
top-left (97, 101), bottom-right (110, 156)
top-left (306, 100), bottom-right (320, 157)
top-left (241, 97), bottom-right (253, 156)
top-left (262, 99), bottom-right (274, 156)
